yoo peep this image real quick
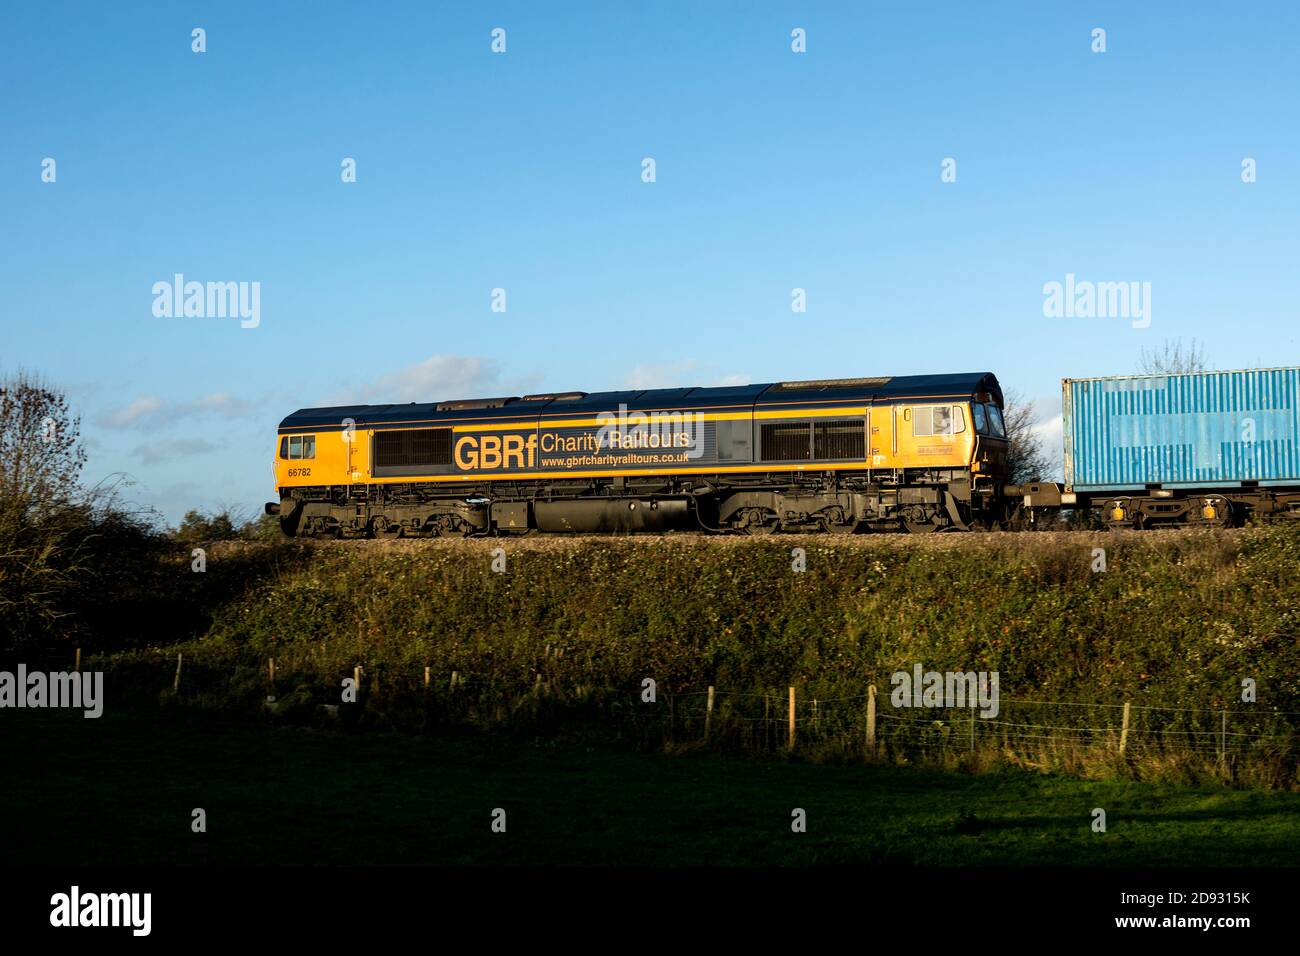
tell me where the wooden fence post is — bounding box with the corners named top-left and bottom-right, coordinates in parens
top-left (1119, 701), bottom-right (1131, 755)
top-left (74, 647), bottom-right (81, 673)
top-left (969, 710), bottom-right (976, 753)
top-left (705, 686), bottom-right (715, 742)
top-left (268, 657), bottom-right (275, 687)
top-left (450, 670), bottom-right (459, 692)
top-left (353, 665), bottom-right (362, 696)
top-left (866, 684), bottom-right (877, 754)
top-left (173, 653), bottom-right (183, 693)
top-left (1220, 709), bottom-right (1227, 768)
top-left (788, 686), bottom-right (796, 750)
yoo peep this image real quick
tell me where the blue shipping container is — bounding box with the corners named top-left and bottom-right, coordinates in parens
top-left (1063, 367), bottom-right (1300, 491)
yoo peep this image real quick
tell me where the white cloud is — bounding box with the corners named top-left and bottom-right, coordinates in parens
top-left (134, 437), bottom-right (222, 465)
top-left (98, 392), bottom-right (257, 429)
top-left (190, 393), bottom-right (256, 416)
top-left (102, 396), bottom-right (164, 427)
top-left (1033, 412), bottom-right (1064, 480)
top-left (1022, 389), bottom-right (1064, 481)
top-left (333, 356), bottom-right (749, 407)
top-left (358, 354), bottom-right (503, 404)
top-left (624, 361), bottom-right (750, 390)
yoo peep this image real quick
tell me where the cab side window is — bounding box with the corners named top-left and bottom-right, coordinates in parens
top-left (973, 403), bottom-right (988, 434)
top-left (932, 406), bottom-right (952, 434)
top-left (912, 406), bottom-right (965, 437)
top-left (286, 435), bottom-right (316, 460)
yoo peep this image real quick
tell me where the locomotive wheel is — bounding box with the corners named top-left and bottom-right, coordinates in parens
top-left (902, 519), bottom-right (943, 534)
top-left (900, 505), bottom-right (945, 534)
top-left (428, 514), bottom-right (475, 538)
top-left (303, 515), bottom-right (340, 539)
top-left (736, 508), bottom-right (780, 535)
top-left (371, 517), bottom-right (402, 540)
top-left (817, 507), bottom-right (855, 534)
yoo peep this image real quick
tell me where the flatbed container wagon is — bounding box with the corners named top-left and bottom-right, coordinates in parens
top-left (1053, 367), bottom-right (1300, 527)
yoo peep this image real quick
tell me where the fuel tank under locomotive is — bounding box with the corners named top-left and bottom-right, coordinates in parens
top-left (531, 497), bottom-right (692, 533)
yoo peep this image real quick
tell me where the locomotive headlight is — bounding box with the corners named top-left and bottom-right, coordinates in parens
top-left (1110, 505), bottom-right (1126, 521)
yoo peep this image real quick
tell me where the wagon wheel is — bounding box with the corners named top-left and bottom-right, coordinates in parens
top-left (1101, 497), bottom-right (1136, 530)
top-left (1195, 495), bottom-right (1234, 528)
top-left (371, 517), bottom-right (402, 540)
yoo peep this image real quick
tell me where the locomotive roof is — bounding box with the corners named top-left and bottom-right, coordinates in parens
top-left (279, 372), bottom-right (1003, 430)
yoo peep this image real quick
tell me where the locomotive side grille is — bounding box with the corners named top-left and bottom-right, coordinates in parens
top-left (814, 420), bottom-right (866, 460)
top-left (374, 428), bottom-right (452, 467)
top-left (761, 422), bottom-right (813, 461)
top-left (770, 376), bottom-right (891, 391)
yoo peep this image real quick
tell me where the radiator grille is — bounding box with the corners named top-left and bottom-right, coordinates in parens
top-left (761, 422), bottom-right (812, 461)
top-left (814, 420), bottom-right (865, 459)
top-left (374, 428), bottom-right (452, 467)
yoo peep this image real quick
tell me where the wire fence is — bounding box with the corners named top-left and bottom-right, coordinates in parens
top-left (14, 644), bottom-right (1293, 784)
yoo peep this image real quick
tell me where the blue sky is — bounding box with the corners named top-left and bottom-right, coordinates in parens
top-left (3, 2), bottom-right (1298, 522)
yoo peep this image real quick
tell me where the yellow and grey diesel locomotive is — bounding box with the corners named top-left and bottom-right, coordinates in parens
top-left (267, 372), bottom-right (1010, 537)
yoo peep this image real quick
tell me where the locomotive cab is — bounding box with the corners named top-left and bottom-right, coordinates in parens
top-left (967, 397), bottom-right (1010, 530)
top-left (971, 400), bottom-right (1009, 481)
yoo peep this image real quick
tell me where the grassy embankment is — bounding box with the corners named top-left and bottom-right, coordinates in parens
top-left (76, 526), bottom-right (1300, 789)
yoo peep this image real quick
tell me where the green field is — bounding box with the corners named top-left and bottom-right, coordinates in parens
top-left (4, 707), bottom-right (1299, 867)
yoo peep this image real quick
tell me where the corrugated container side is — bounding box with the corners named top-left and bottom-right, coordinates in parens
top-left (1063, 367), bottom-right (1300, 490)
